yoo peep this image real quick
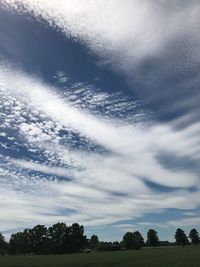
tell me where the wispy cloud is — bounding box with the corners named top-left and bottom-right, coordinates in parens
top-left (0, 62), bottom-right (200, 235)
top-left (2, 0), bottom-right (200, 120)
top-left (2, 1), bottom-right (200, 69)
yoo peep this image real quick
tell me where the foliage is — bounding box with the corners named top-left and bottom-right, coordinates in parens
top-left (31, 225), bottom-right (49, 254)
top-left (123, 231), bottom-right (144, 250)
top-left (89, 235), bottom-right (99, 249)
top-left (8, 223), bottom-right (87, 255)
top-left (146, 229), bottom-right (159, 247)
top-left (189, 228), bottom-right (199, 246)
top-left (174, 228), bottom-right (189, 247)
top-left (0, 233), bottom-right (7, 255)
top-left (9, 230), bottom-right (32, 255)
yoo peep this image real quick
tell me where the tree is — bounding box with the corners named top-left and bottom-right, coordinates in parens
top-left (0, 233), bottom-right (7, 255)
top-left (69, 223), bottom-right (87, 253)
top-left (189, 228), bottom-right (199, 246)
top-left (123, 232), bottom-right (134, 249)
top-left (21, 229), bottom-right (33, 254)
top-left (90, 235), bottom-right (99, 249)
top-left (8, 222), bottom-right (88, 255)
top-left (174, 228), bottom-right (189, 247)
top-left (9, 231), bottom-right (31, 255)
top-left (132, 231), bottom-right (144, 249)
top-left (146, 229), bottom-right (159, 247)
top-left (123, 231), bottom-right (144, 250)
top-left (30, 225), bottom-right (49, 254)
top-left (48, 222), bottom-right (68, 254)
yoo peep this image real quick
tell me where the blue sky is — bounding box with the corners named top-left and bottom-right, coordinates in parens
top-left (0, 0), bottom-right (200, 242)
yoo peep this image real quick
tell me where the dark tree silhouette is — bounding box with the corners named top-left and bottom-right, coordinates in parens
top-left (8, 222), bottom-right (87, 255)
top-left (48, 222), bottom-right (68, 254)
top-left (146, 229), bottom-right (159, 247)
top-left (189, 228), bottom-right (199, 246)
top-left (174, 228), bottom-right (189, 247)
top-left (69, 223), bottom-right (87, 253)
top-left (90, 235), bottom-right (99, 249)
top-left (9, 231), bottom-right (31, 255)
top-left (123, 231), bottom-right (144, 250)
top-left (30, 225), bottom-right (49, 254)
top-left (0, 233), bottom-right (7, 255)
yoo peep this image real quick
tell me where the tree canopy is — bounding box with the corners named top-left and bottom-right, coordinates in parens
top-left (89, 235), bottom-right (99, 249)
top-left (0, 233), bottom-right (7, 255)
top-left (189, 228), bottom-right (199, 246)
top-left (9, 223), bottom-right (87, 255)
top-left (146, 229), bottom-right (159, 247)
top-left (123, 231), bottom-right (144, 250)
top-left (174, 228), bottom-right (189, 247)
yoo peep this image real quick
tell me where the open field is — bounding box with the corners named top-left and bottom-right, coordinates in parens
top-left (0, 246), bottom-right (200, 267)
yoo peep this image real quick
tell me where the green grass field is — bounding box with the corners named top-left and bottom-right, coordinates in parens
top-left (0, 246), bottom-right (200, 267)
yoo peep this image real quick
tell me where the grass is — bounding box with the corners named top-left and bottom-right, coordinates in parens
top-left (0, 246), bottom-right (200, 267)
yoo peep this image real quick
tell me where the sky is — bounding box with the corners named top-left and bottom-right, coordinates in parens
top-left (0, 0), bottom-right (200, 242)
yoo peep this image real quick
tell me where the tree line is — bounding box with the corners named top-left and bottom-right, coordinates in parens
top-left (0, 223), bottom-right (199, 255)
top-left (0, 223), bottom-right (87, 255)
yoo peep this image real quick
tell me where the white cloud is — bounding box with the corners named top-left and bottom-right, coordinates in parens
top-left (0, 62), bottom-right (200, 236)
top-left (167, 217), bottom-right (200, 227)
top-left (138, 216), bottom-right (200, 231)
top-left (2, 0), bottom-right (200, 73)
top-left (3, 0), bottom-right (200, 123)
